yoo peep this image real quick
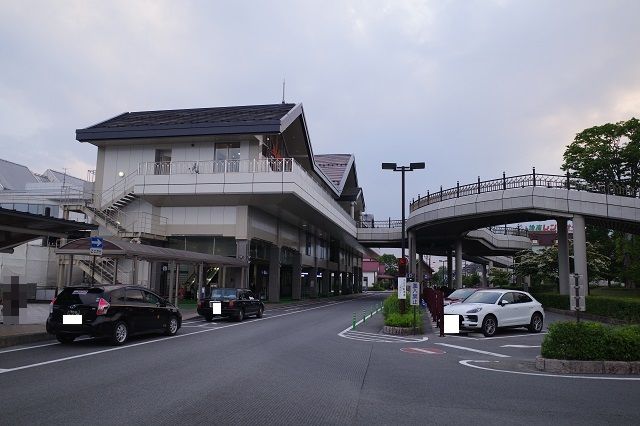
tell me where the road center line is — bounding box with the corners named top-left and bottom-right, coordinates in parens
top-left (0, 299), bottom-right (352, 375)
top-left (435, 343), bottom-right (511, 358)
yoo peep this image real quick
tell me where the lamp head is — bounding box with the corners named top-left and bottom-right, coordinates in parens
top-left (381, 162), bottom-right (397, 170)
top-left (409, 162), bottom-right (425, 170)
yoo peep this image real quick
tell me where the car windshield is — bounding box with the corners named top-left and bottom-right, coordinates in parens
top-left (210, 288), bottom-right (237, 300)
top-left (447, 289), bottom-right (476, 300)
top-left (463, 291), bottom-right (501, 304)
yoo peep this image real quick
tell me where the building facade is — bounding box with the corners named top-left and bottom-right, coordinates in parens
top-left (76, 103), bottom-right (367, 302)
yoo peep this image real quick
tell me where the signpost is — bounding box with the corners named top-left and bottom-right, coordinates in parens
top-left (397, 277), bottom-right (407, 299)
top-left (89, 237), bottom-right (104, 285)
top-left (409, 281), bottom-right (419, 334)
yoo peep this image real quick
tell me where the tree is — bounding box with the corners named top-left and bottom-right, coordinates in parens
top-left (377, 254), bottom-right (398, 276)
top-left (462, 273), bottom-right (481, 287)
top-left (562, 117), bottom-right (640, 187)
top-left (488, 268), bottom-right (511, 287)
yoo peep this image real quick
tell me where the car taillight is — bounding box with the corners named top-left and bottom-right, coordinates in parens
top-left (49, 296), bottom-right (57, 314)
top-left (228, 300), bottom-right (235, 308)
top-left (96, 298), bottom-right (110, 315)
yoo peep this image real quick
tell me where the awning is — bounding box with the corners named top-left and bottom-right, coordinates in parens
top-left (56, 236), bottom-right (248, 267)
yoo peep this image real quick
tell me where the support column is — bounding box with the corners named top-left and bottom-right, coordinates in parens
top-left (174, 263), bottom-right (180, 306)
top-left (455, 239), bottom-right (463, 289)
top-left (66, 255), bottom-right (74, 287)
top-left (446, 249), bottom-right (453, 288)
top-left (488, 261), bottom-right (494, 287)
top-left (197, 263), bottom-right (204, 301)
top-left (572, 215), bottom-right (588, 308)
top-left (168, 261), bottom-right (175, 302)
top-left (292, 252), bottom-right (302, 300)
top-left (408, 231), bottom-right (417, 278)
top-left (268, 245), bottom-right (281, 303)
top-left (236, 239), bottom-right (249, 289)
top-left (56, 256), bottom-right (65, 290)
top-left (309, 266), bottom-right (318, 298)
top-left (113, 258), bottom-right (119, 285)
top-left (417, 254), bottom-right (424, 284)
top-left (482, 264), bottom-right (488, 286)
top-left (557, 218), bottom-right (570, 295)
top-left (132, 257), bottom-right (139, 286)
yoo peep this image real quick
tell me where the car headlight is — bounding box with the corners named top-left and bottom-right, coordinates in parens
top-left (466, 307), bottom-right (482, 313)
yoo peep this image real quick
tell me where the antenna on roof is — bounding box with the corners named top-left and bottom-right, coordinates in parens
top-left (282, 78), bottom-right (286, 104)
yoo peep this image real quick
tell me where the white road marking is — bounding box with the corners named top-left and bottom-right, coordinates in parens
top-left (0, 337), bottom-right (95, 355)
top-left (460, 360), bottom-right (640, 381)
top-left (501, 344), bottom-right (541, 348)
top-left (0, 300), bottom-right (351, 375)
top-left (443, 332), bottom-right (548, 341)
top-left (348, 331), bottom-right (425, 341)
top-left (337, 310), bottom-right (429, 343)
top-left (435, 343), bottom-right (511, 358)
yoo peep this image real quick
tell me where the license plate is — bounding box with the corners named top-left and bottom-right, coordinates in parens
top-left (210, 301), bottom-right (221, 315)
top-left (63, 314), bottom-right (82, 325)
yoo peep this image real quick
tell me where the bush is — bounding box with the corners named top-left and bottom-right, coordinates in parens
top-left (385, 312), bottom-right (423, 331)
top-left (531, 293), bottom-right (640, 323)
top-left (541, 321), bottom-right (640, 361)
top-left (383, 293), bottom-right (401, 317)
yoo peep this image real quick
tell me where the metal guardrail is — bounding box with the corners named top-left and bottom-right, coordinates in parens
top-left (356, 218), bottom-right (529, 237)
top-left (487, 225), bottom-right (529, 237)
top-left (356, 218), bottom-right (403, 228)
top-left (410, 169), bottom-right (640, 212)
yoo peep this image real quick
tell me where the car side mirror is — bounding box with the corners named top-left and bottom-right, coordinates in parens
top-left (500, 300), bottom-right (509, 306)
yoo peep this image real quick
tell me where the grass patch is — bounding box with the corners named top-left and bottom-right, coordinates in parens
top-left (541, 321), bottom-right (640, 361)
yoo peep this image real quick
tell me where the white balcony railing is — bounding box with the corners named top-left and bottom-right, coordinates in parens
top-left (136, 158), bottom-right (355, 228)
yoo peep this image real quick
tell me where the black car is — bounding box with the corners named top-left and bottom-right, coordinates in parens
top-left (46, 285), bottom-right (182, 346)
top-left (197, 288), bottom-right (264, 322)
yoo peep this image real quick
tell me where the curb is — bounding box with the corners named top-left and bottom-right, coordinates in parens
top-left (536, 356), bottom-right (640, 375)
top-left (0, 333), bottom-right (54, 349)
top-left (382, 325), bottom-right (424, 336)
top-left (544, 308), bottom-right (629, 325)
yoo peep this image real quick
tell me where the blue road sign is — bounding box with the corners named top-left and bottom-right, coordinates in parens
top-left (90, 237), bottom-right (104, 249)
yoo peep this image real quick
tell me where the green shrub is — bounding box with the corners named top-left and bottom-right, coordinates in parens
top-left (541, 321), bottom-right (640, 361)
top-left (385, 311), bottom-right (423, 331)
top-left (383, 293), bottom-right (401, 317)
top-left (531, 292), bottom-right (640, 323)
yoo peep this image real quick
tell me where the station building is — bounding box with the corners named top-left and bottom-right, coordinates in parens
top-left (75, 103), bottom-right (367, 302)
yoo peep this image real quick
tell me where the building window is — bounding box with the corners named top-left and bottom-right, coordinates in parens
top-left (215, 142), bottom-right (240, 172)
top-left (305, 233), bottom-right (312, 256)
top-left (154, 149), bottom-right (172, 175)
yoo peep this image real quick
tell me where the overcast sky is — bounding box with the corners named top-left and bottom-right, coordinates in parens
top-left (1, 0), bottom-right (639, 221)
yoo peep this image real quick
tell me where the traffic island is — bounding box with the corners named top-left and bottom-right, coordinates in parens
top-left (383, 325), bottom-right (423, 335)
top-left (536, 356), bottom-right (640, 375)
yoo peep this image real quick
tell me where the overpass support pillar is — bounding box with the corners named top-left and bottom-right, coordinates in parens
top-left (455, 239), bottom-right (463, 289)
top-left (557, 218), bottom-right (570, 295)
top-left (482, 264), bottom-right (487, 286)
top-left (447, 250), bottom-right (453, 288)
top-left (408, 231), bottom-right (416, 278)
top-left (572, 215), bottom-right (588, 301)
top-left (488, 261), bottom-right (494, 287)
top-left (292, 251), bottom-right (302, 300)
top-left (268, 245), bottom-right (281, 303)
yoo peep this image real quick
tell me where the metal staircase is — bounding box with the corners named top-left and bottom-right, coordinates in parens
top-left (76, 258), bottom-right (122, 285)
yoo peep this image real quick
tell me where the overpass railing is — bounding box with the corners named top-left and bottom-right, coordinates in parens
top-left (487, 225), bottom-right (529, 237)
top-left (356, 218), bottom-right (403, 228)
top-left (410, 168), bottom-right (640, 212)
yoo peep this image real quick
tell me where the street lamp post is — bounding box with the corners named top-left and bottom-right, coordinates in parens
top-left (382, 162), bottom-right (425, 314)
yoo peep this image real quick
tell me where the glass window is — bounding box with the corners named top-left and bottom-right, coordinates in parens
top-left (515, 293), bottom-right (532, 304)
top-left (500, 292), bottom-right (516, 304)
top-left (125, 289), bottom-right (145, 303)
top-left (464, 291), bottom-right (502, 305)
top-left (144, 291), bottom-right (160, 304)
top-left (110, 289), bottom-right (125, 303)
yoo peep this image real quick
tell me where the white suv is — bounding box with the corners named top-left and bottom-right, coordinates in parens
top-left (443, 289), bottom-right (544, 337)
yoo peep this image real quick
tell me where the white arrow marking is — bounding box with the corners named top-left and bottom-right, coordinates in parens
top-left (500, 345), bottom-right (541, 348)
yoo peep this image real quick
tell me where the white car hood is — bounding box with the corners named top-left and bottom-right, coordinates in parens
top-left (444, 303), bottom-right (487, 315)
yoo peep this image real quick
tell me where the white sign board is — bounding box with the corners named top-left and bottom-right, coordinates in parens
top-left (410, 281), bottom-right (419, 306)
top-left (397, 277), bottom-right (407, 299)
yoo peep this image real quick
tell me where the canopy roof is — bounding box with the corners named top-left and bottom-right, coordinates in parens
top-left (57, 236), bottom-right (248, 267)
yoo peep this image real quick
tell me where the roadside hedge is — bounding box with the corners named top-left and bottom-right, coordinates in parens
top-left (383, 293), bottom-right (423, 330)
top-left (532, 293), bottom-right (640, 323)
top-left (541, 321), bottom-right (640, 361)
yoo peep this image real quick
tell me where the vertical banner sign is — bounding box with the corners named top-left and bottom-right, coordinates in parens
top-left (398, 277), bottom-right (407, 299)
top-left (410, 282), bottom-right (419, 306)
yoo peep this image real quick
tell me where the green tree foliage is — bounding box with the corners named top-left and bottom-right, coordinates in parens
top-left (488, 268), bottom-right (511, 287)
top-left (377, 253), bottom-right (398, 276)
top-left (562, 117), bottom-right (640, 186)
top-left (462, 273), bottom-right (481, 287)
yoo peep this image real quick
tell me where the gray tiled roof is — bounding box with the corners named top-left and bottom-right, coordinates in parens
top-left (0, 158), bottom-right (39, 190)
top-left (314, 154), bottom-right (352, 188)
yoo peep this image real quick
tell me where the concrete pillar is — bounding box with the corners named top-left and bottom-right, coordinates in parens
top-left (482, 264), bottom-right (487, 286)
top-left (168, 261), bottom-right (175, 303)
top-left (557, 218), bottom-right (570, 295)
top-left (447, 249), bottom-right (453, 288)
top-left (309, 266), bottom-right (318, 298)
top-left (292, 252), bottom-right (302, 300)
top-left (408, 231), bottom-right (417, 277)
top-left (455, 239), bottom-right (463, 289)
top-left (66, 255), bottom-right (74, 287)
top-left (132, 257), bottom-right (139, 286)
top-left (417, 254), bottom-right (424, 284)
top-left (488, 261), bottom-right (494, 287)
top-left (236, 239), bottom-right (249, 289)
top-left (268, 245), bottom-right (281, 303)
top-left (174, 263), bottom-right (180, 306)
top-left (197, 263), bottom-right (204, 301)
top-left (572, 215), bottom-right (588, 309)
top-left (56, 256), bottom-right (65, 290)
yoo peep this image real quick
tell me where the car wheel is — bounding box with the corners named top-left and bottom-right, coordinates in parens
top-left (236, 309), bottom-right (244, 322)
top-left (165, 315), bottom-right (179, 336)
top-left (111, 321), bottom-right (128, 346)
top-left (481, 315), bottom-right (497, 337)
top-left (256, 307), bottom-right (263, 318)
top-left (56, 334), bottom-right (75, 344)
top-left (204, 314), bottom-right (214, 322)
top-left (528, 312), bottom-right (544, 333)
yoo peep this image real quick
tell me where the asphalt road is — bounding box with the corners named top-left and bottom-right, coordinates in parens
top-left (0, 292), bottom-right (638, 425)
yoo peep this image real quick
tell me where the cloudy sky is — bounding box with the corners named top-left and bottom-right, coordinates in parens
top-left (1, 0), bottom-right (639, 220)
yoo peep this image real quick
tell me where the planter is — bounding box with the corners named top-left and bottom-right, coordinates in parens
top-left (536, 356), bottom-right (640, 375)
